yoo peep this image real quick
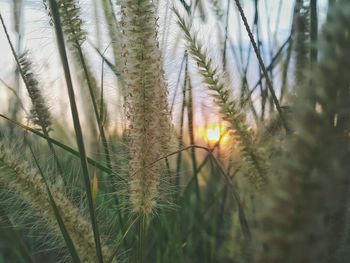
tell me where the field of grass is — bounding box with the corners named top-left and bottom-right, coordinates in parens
top-left (0, 0), bottom-right (349, 262)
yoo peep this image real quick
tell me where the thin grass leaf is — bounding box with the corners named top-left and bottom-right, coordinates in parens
top-left (233, 0), bottom-right (289, 132)
top-left (0, 114), bottom-right (126, 181)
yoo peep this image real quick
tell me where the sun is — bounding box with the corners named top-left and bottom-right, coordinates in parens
top-left (196, 124), bottom-right (233, 146)
top-left (206, 127), bottom-right (221, 142)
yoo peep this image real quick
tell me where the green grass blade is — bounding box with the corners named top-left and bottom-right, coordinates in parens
top-left (46, 1), bottom-right (103, 261)
top-left (107, 217), bottom-right (138, 263)
top-left (47, 189), bottom-right (81, 263)
top-left (233, 0), bottom-right (289, 132)
top-left (0, 114), bottom-right (126, 180)
top-left (91, 44), bottom-right (121, 78)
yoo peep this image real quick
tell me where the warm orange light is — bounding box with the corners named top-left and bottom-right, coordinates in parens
top-left (92, 171), bottom-right (98, 204)
top-left (196, 124), bottom-right (232, 145)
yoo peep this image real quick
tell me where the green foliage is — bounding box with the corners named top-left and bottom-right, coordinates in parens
top-left (257, 2), bottom-right (350, 262)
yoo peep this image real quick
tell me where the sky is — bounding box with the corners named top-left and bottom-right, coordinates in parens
top-left (0, 0), bottom-right (329, 132)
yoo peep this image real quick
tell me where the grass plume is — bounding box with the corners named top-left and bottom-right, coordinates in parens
top-left (18, 52), bottom-right (52, 132)
top-left (174, 8), bottom-right (267, 189)
top-left (120, 0), bottom-right (172, 215)
top-left (0, 142), bottom-right (115, 262)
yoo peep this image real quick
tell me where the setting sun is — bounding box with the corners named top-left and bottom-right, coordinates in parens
top-left (206, 127), bottom-right (221, 142)
top-left (196, 124), bottom-right (233, 146)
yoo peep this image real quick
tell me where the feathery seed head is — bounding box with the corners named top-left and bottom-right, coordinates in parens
top-left (174, 8), bottom-right (267, 190)
top-left (43, 0), bottom-right (86, 47)
top-left (19, 51), bottom-right (52, 132)
top-left (120, 0), bottom-right (172, 215)
top-left (0, 142), bottom-right (115, 262)
top-left (58, 0), bottom-right (86, 47)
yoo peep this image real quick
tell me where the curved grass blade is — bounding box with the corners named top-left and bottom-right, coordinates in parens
top-left (91, 43), bottom-right (121, 78)
top-left (107, 217), bottom-right (138, 263)
top-left (0, 114), bottom-right (126, 182)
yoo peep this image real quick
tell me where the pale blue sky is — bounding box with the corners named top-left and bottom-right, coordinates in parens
top-left (0, 0), bottom-right (329, 129)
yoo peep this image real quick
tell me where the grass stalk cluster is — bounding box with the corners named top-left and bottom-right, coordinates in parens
top-left (0, 142), bottom-right (114, 262)
top-left (0, 0), bottom-right (349, 262)
top-left (258, 2), bottom-right (350, 262)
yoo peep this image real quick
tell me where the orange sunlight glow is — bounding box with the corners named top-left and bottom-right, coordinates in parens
top-left (196, 124), bottom-right (233, 146)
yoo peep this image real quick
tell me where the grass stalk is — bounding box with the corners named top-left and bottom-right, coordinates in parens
top-left (0, 13), bottom-right (65, 183)
top-left (233, 0), bottom-right (289, 132)
top-left (0, 113), bottom-right (125, 180)
top-left (187, 78), bottom-right (199, 199)
top-left (137, 216), bottom-right (146, 263)
top-left (175, 53), bottom-right (188, 196)
top-left (46, 0), bottom-right (103, 261)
